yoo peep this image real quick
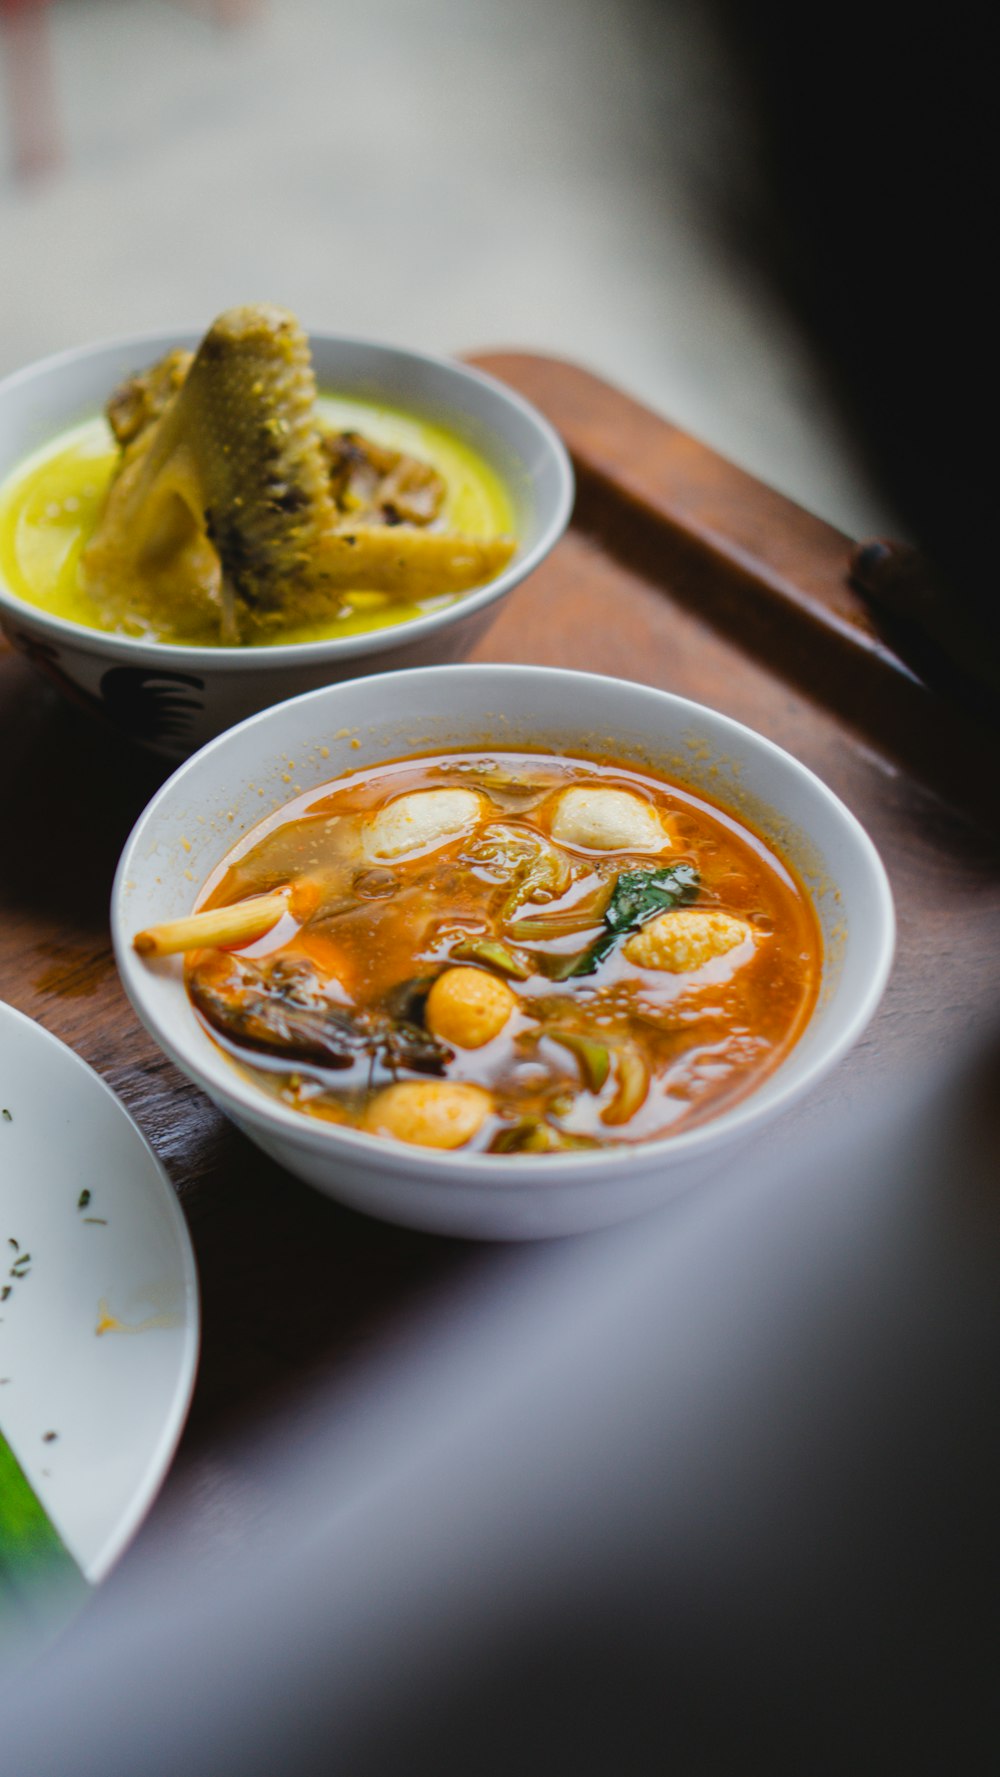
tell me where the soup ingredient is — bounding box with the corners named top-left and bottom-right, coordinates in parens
top-left (107, 348), bottom-right (193, 444)
top-left (492, 1118), bottom-right (599, 1154)
top-left (133, 884), bottom-right (305, 956)
top-left (322, 430), bottom-right (446, 526)
top-left (81, 304), bottom-right (515, 643)
top-left (425, 967), bottom-right (516, 1049)
top-left (546, 1030), bottom-right (611, 1092)
top-left (550, 786), bottom-right (670, 852)
top-left (601, 1039), bottom-right (652, 1125)
top-left (363, 1080), bottom-right (492, 1149)
top-left (623, 908), bottom-right (753, 973)
top-left (450, 937), bottom-right (533, 979)
top-left (189, 952), bottom-right (451, 1077)
top-left (550, 861), bottom-right (700, 979)
top-left (464, 822), bottom-right (572, 919)
top-left (362, 788), bottom-right (483, 861)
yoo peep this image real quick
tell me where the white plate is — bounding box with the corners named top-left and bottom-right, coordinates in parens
top-left (0, 1001), bottom-right (199, 1584)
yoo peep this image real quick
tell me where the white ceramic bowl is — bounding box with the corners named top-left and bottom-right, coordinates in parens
top-left (0, 332), bottom-right (573, 758)
top-left (112, 665), bottom-right (895, 1240)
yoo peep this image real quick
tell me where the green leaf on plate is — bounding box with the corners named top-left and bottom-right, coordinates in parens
top-left (0, 1428), bottom-right (88, 1635)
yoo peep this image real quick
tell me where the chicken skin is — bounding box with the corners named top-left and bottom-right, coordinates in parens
top-left (82, 305), bottom-right (515, 643)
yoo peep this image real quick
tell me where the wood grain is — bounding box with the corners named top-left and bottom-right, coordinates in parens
top-left (469, 352), bottom-right (1000, 821)
top-left (0, 355), bottom-right (997, 1567)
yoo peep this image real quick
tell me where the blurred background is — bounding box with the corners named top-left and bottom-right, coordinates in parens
top-left (0, 0), bottom-right (897, 539)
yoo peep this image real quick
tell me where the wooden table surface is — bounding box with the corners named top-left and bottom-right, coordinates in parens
top-left (1, 353), bottom-right (997, 1560)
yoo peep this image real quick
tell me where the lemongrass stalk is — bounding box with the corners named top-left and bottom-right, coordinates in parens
top-left (133, 887), bottom-right (292, 957)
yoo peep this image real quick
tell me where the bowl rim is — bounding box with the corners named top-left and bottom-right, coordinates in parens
top-left (0, 327), bottom-right (574, 670)
top-left (112, 663), bottom-right (897, 1187)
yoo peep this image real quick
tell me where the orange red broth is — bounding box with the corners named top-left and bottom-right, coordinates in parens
top-left (185, 751), bottom-right (822, 1152)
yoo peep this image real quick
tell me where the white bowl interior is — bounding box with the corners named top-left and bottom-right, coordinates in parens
top-left (113, 667), bottom-right (894, 1223)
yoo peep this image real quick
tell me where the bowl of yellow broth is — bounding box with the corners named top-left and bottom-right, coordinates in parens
top-left (0, 329), bottom-right (573, 757)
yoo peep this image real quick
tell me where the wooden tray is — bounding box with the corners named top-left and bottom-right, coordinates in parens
top-left (2, 354), bottom-right (997, 1558)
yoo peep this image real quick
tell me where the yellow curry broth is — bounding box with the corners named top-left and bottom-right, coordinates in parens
top-left (186, 751), bottom-right (822, 1150)
top-left (0, 397), bottom-right (513, 647)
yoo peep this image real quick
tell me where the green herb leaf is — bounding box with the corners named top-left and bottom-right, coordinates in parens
top-left (547, 862), bottom-right (700, 979)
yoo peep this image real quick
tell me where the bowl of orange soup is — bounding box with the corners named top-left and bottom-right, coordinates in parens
top-left (111, 665), bottom-right (894, 1238)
